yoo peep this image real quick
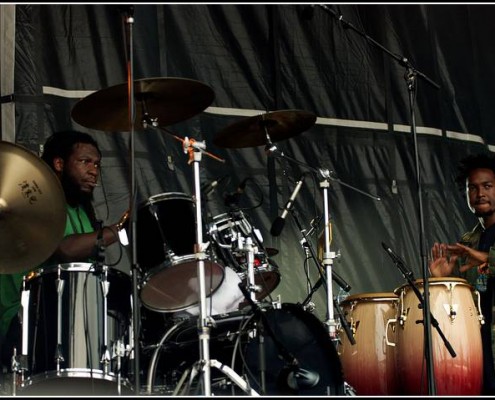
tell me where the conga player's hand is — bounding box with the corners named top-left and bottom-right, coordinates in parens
top-left (450, 243), bottom-right (488, 273)
top-left (429, 242), bottom-right (457, 277)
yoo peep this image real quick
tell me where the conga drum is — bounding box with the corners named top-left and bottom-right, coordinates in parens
top-left (338, 292), bottom-right (400, 395)
top-left (393, 277), bottom-right (483, 395)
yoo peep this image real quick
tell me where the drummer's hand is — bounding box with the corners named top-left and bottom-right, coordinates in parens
top-left (448, 243), bottom-right (488, 273)
top-left (429, 242), bottom-right (457, 277)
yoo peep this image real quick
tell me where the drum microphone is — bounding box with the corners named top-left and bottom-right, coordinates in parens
top-left (201, 175), bottom-right (228, 197)
top-left (270, 174), bottom-right (306, 237)
top-left (278, 365), bottom-right (320, 392)
top-left (224, 177), bottom-right (249, 207)
top-left (381, 242), bottom-right (415, 280)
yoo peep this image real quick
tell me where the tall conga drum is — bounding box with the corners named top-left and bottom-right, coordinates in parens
top-left (393, 277), bottom-right (483, 395)
top-left (338, 292), bottom-right (400, 395)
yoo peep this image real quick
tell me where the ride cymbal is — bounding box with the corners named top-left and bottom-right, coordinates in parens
top-left (0, 141), bottom-right (66, 273)
top-left (71, 77), bottom-right (215, 132)
top-left (213, 109), bottom-right (317, 148)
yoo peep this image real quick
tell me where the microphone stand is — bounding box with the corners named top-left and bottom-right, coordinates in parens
top-left (266, 144), bottom-right (379, 340)
top-left (315, 5), bottom-right (440, 394)
top-left (119, 7), bottom-right (141, 392)
top-left (381, 243), bottom-right (456, 359)
top-left (291, 209), bottom-right (355, 345)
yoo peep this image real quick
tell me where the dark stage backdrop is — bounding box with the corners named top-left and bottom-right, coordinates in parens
top-left (2, 4), bottom-right (493, 325)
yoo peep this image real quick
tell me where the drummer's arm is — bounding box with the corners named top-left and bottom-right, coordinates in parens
top-left (53, 225), bottom-right (121, 262)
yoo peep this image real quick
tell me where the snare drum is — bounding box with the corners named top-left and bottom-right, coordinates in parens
top-left (134, 192), bottom-right (225, 312)
top-left (19, 263), bottom-right (132, 395)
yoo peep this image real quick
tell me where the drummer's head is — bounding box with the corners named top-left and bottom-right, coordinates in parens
top-left (42, 130), bottom-right (102, 202)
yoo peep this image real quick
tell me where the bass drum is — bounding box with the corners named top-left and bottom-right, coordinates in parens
top-left (146, 303), bottom-right (345, 396)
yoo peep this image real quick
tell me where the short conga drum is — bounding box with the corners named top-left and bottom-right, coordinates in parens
top-left (393, 277), bottom-right (483, 395)
top-left (338, 292), bottom-right (400, 395)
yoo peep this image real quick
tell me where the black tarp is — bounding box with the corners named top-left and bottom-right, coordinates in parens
top-left (5, 2), bottom-right (493, 335)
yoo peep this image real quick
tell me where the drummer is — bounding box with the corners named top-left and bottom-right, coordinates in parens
top-left (429, 153), bottom-right (495, 395)
top-left (0, 130), bottom-right (128, 373)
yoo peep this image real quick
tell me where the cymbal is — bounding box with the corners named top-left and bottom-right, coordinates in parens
top-left (71, 77), bottom-right (215, 132)
top-left (0, 141), bottom-right (66, 273)
top-left (213, 109), bottom-right (317, 148)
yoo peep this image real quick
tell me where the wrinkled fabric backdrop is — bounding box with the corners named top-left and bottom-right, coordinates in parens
top-left (1, 3), bottom-right (493, 324)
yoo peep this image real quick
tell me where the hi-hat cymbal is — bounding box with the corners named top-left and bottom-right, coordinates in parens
top-left (213, 109), bottom-right (317, 148)
top-left (71, 77), bottom-right (215, 132)
top-left (0, 141), bottom-right (66, 273)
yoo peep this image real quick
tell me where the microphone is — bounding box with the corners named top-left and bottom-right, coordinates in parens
top-left (278, 365), bottom-right (320, 392)
top-left (306, 215), bottom-right (322, 237)
top-left (287, 367), bottom-right (320, 390)
top-left (381, 242), bottom-right (415, 279)
top-left (224, 177), bottom-right (249, 207)
top-left (201, 175), bottom-right (228, 197)
top-left (270, 174), bottom-right (306, 237)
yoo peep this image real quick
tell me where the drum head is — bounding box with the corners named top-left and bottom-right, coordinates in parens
top-left (244, 303), bottom-right (345, 395)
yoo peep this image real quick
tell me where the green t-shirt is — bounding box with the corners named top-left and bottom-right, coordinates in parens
top-left (0, 205), bottom-right (94, 337)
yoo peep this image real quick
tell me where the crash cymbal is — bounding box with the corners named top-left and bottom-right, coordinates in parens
top-left (213, 109), bottom-right (317, 148)
top-left (0, 141), bottom-right (66, 273)
top-left (71, 77), bottom-right (215, 132)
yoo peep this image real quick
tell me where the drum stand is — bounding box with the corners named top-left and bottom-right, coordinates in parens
top-left (172, 137), bottom-right (259, 396)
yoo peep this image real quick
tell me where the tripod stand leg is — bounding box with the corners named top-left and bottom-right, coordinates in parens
top-left (172, 364), bottom-right (197, 396)
top-left (209, 360), bottom-right (259, 396)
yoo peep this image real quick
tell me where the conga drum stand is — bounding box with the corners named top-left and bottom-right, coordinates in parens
top-left (172, 136), bottom-right (259, 396)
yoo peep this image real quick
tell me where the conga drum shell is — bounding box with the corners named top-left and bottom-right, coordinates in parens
top-left (394, 277), bottom-right (483, 395)
top-left (338, 292), bottom-right (399, 395)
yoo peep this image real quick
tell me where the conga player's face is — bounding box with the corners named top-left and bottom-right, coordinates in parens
top-left (467, 168), bottom-right (495, 219)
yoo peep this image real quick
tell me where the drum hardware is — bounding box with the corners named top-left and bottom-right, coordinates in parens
top-left (263, 133), bottom-right (379, 338)
top-left (208, 210), bottom-right (281, 303)
top-left (287, 201), bottom-right (353, 343)
top-left (168, 135), bottom-right (258, 396)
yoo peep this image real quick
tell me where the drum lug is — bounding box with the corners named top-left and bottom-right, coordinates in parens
top-left (474, 289), bottom-right (485, 325)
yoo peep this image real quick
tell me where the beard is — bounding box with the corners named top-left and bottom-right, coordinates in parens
top-left (61, 174), bottom-right (94, 205)
top-left (474, 208), bottom-right (495, 218)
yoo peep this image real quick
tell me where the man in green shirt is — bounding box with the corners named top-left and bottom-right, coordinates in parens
top-left (0, 130), bottom-right (128, 385)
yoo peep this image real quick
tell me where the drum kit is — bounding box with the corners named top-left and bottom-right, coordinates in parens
top-left (0, 77), bottom-right (348, 396)
top-left (0, 76), bottom-right (486, 397)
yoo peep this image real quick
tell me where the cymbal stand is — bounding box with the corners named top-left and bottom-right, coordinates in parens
top-left (172, 136), bottom-right (259, 396)
top-left (11, 279), bottom-right (30, 395)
